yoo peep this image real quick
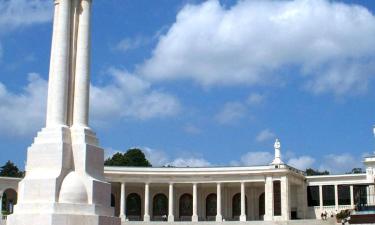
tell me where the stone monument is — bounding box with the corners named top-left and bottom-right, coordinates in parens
top-left (271, 138), bottom-right (284, 165)
top-left (8, 0), bottom-right (120, 224)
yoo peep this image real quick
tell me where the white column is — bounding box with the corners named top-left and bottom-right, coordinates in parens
top-left (240, 182), bottom-right (246, 221)
top-left (46, 0), bottom-right (71, 127)
top-left (334, 185), bottom-right (339, 211)
top-left (350, 185), bottom-right (354, 208)
top-left (319, 185), bottom-right (323, 212)
top-left (192, 183), bottom-right (198, 222)
top-left (281, 176), bottom-right (290, 221)
top-left (216, 183), bottom-right (222, 222)
top-left (72, 0), bottom-right (92, 128)
top-left (144, 183), bottom-right (150, 222)
top-left (168, 183), bottom-right (174, 222)
top-left (120, 182), bottom-right (126, 220)
top-left (264, 176), bottom-right (274, 221)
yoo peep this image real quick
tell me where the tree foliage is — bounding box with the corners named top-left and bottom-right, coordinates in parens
top-left (347, 168), bottom-right (364, 174)
top-left (105, 148), bottom-right (152, 167)
top-left (305, 168), bottom-right (330, 176)
top-left (0, 160), bottom-right (24, 178)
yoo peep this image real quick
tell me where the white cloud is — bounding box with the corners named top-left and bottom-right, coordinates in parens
top-left (287, 156), bottom-right (315, 170)
top-left (215, 102), bottom-right (247, 125)
top-left (319, 153), bottom-right (363, 174)
top-left (115, 36), bottom-right (149, 52)
top-left (0, 0), bottom-right (52, 33)
top-left (0, 69), bottom-right (180, 137)
top-left (237, 151), bottom-right (274, 166)
top-left (183, 123), bottom-right (202, 135)
top-left (256, 129), bottom-right (275, 142)
top-left (90, 68), bottom-right (181, 124)
top-left (0, 73), bottom-right (47, 137)
top-left (143, 147), bottom-right (170, 167)
top-left (140, 0), bottom-right (375, 95)
top-left (168, 157), bottom-right (212, 167)
top-left (247, 93), bottom-right (265, 105)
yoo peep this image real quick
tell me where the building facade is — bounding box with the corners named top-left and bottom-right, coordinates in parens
top-left (2, 140), bottom-right (375, 223)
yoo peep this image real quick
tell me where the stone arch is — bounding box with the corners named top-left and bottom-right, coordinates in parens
top-left (2, 188), bottom-right (18, 214)
top-left (179, 193), bottom-right (193, 220)
top-left (205, 193), bottom-right (217, 220)
top-left (126, 193), bottom-right (142, 221)
top-left (232, 193), bottom-right (247, 219)
top-left (259, 192), bottom-right (265, 219)
top-left (152, 193), bottom-right (168, 220)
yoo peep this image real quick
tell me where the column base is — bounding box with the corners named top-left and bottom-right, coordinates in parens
top-left (240, 215), bottom-right (246, 222)
top-left (216, 215), bottom-right (223, 222)
top-left (192, 215), bottom-right (198, 222)
top-left (120, 215), bottom-right (127, 222)
top-left (143, 215), bottom-right (150, 222)
top-left (263, 214), bottom-right (273, 221)
top-left (168, 215), bottom-right (174, 222)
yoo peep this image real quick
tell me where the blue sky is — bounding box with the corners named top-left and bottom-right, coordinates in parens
top-left (0, 0), bottom-right (375, 174)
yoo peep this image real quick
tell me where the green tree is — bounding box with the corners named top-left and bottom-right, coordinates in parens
top-left (0, 160), bottom-right (24, 178)
top-left (305, 168), bottom-right (330, 176)
top-left (105, 148), bottom-right (152, 167)
top-left (347, 168), bottom-right (364, 174)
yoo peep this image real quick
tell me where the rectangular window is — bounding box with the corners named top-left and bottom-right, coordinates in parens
top-left (323, 185), bottom-right (335, 206)
top-left (307, 186), bottom-right (320, 206)
top-left (273, 181), bottom-right (281, 216)
top-left (354, 185), bottom-right (368, 205)
top-left (338, 185), bottom-right (350, 205)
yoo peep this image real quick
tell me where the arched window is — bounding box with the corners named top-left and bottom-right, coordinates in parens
top-left (259, 193), bottom-right (265, 219)
top-left (126, 193), bottom-right (142, 221)
top-left (206, 193), bottom-right (217, 220)
top-left (179, 193), bottom-right (193, 221)
top-left (153, 193), bottom-right (168, 220)
top-left (2, 188), bottom-right (17, 214)
top-left (232, 193), bottom-right (247, 219)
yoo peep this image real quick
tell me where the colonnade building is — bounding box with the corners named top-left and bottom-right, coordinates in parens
top-left (2, 139), bottom-right (375, 223)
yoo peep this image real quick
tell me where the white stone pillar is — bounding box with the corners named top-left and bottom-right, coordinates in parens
top-left (264, 176), bottom-right (274, 221)
top-left (192, 183), bottom-right (198, 222)
top-left (120, 182), bottom-right (126, 221)
top-left (240, 182), bottom-right (246, 221)
top-left (281, 176), bottom-right (290, 221)
top-left (334, 185), bottom-right (339, 211)
top-left (72, 0), bottom-right (92, 128)
top-left (168, 183), bottom-right (174, 222)
top-left (144, 183), bottom-right (150, 222)
top-left (46, 0), bottom-right (71, 127)
top-left (350, 185), bottom-right (354, 208)
top-left (319, 185), bottom-right (323, 212)
top-left (216, 183), bottom-right (222, 222)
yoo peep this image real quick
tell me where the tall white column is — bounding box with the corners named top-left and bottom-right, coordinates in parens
top-left (281, 176), bottom-right (290, 221)
top-left (319, 185), bottom-right (323, 213)
top-left (72, 0), bottom-right (91, 128)
top-left (144, 183), bottom-right (150, 222)
top-left (350, 185), bottom-right (354, 208)
top-left (216, 183), bottom-right (222, 222)
top-left (168, 183), bottom-right (174, 222)
top-left (264, 176), bottom-right (274, 221)
top-left (240, 182), bottom-right (246, 221)
top-left (334, 185), bottom-right (339, 211)
top-left (120, 182), bottom-right (126, 221)
top-left (46, 0), bottom-right (71, 127)
top-left (192, 183), bottom-right (198, 222)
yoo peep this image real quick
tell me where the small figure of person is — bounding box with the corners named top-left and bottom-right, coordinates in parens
top-left (321, 212), bottom-right (324, 220)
